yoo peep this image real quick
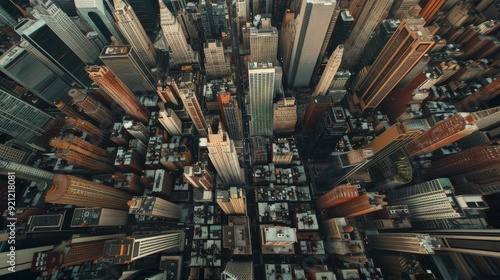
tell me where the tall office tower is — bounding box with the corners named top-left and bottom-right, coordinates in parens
top-left (222, 261), bottom-right (254, 279)
top-left (342, 0), bottom-right (393, 69)
top-left (218, 92), bottom-right (243, 140)
top-left (306, 107), bottom-right (347, 160)
top-left (207, 123), bottom-right (243, 184)
top-left (123, 117), bottom-right (150, 143)
top-left (0, 44), bottom-right (72, 104)
top-left (419, 0), bottom-right (445, 22)
top-left (352, 21), bottom-right (433, 113)
top-left (326, 10), bottom-right (353, 54)
top-left (366, 233), bottom-right (439, 254)
top-left (353, 19), bottom-right (400, 74)
top-left (113, 0), bottom-right (157, 68)
top-left (405, 107), bottom-right (500, 156)
top-left (158, 108), bottom-right (182, 136)
top-left (387, 178), bottom-right (465, 221)
top-left (15, 20), bottom-right (92, 88)
top-left (314, 149), bottom-right (373, 192)
top-left (286, 0), bottom-right (337, 88)
top-left (0, 159), bottom-right (55, 183)
top-left (65, 117), bottom-right (110, 144)
top-left (179, 89), bottom-right (208, 137)
top-left (0, 88), bottom-right (54, 146)
top-left (272, 138), bottom-right (293, 165)
top-left (216, 187), bottom-right (247, 215)
top-left (426, 140), bottom-right (500, 180)
top-left (183, 162), bottom-right (214, 190)
top-left (329, 70), bottom-right (350, 91)
top-left (75, 0), bottom-right (123, 44)
top-left (204, 39), bottom-right (231, 79)
top-left (279, 10), bottom-right (295, 73)
top-left (102, 232), bottom-right (184, 264)
top-left (316, 184), bottom-right (359, 209)
top-left (327, 192), bottom-right (387, 217)
top-left (30, 0), bottom-right (100, 64)
top-left (159, 0), bottom-right (197, 65)
top-left (50, 134), bottom-right (116, 172)
top-left (68, 89), bottom-right (115, 126)
top-left (45, 175), bottom-right (132, 209)
top-left (313, 45), bottom-right (343, 96)
top-left (368, 147), bottom-right (413, 190)
top-left (177, 6), bottom-right (200, 45)
top-left (301, 95), bottom-right (335, 134)
top-left (100, 46), bottom-right (156, 94)
top-left (128, 196), bottom-right (181, 219)
top-left (0, 144), bottom-right (31, 163)
top-left (54, 100), bottom-right (90, 121)
top-left (250, 16), bottom-right (278, 64)
top-left (200, 0), bottom-right (227, 39)
top-left (86, 66), bottom-right (151, 123)
top-left (248, 62), bottom-right (275, 136)
top-left (273, 97), bottom-right (297, 134)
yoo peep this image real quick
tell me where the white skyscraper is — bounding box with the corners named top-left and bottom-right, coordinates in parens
top-left (159, 0), bottom-right (197, 65)
top-left (249, 16), bottom-right (278, 64)
top-left (113, 0), bottom-right (157, 68)
top-left (207, 123), bottom-right (243, 185)
top-left (158, 108), bottom-right (183, 136)
top-left (313, 44), bottom-right (344, 96)
top-left (248, 62), bottom-right (275, 136)
top-left (75, 0), bottom-right (124, 44)
top-left (287, 0), bottom-right (337, 88)
top-left (204, 39), bottom-right (231, 79)
top-left (30, 0), bottom-right (100, 64)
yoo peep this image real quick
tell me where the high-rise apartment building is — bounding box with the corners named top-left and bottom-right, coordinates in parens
top-left (86, 66), bottom-right (151, 123)
top-left (113, 0), bottom-right (157, 68)
top-left (406, 107), bottom-right (500, 156)
top-left (287, 0), bottom-right (337, 88)
top-left (75, 0), bottom-right (124, 44)
top-left (200, 0), bottom-right (227, 39)
top-left (49, 134), bottom-right (116, 172)
top-left (30, 0), bottom-right (100, 64)
top-left (248, 62), bottom-right (275, 136)
top-left (100, 45), bottom-right (156, 95)
top-left (179, 88), bottom-right (208, 137)
top-left (207, 123), bottom-right (243, 184)
top-left (204, 39), bottom-right (231, 79)
top-left (342, 0), bottom-right (393, 69)
top-left (352, 20), bottom-right (434, 113)
top-left (158, 108), bottom-right (183, 136)
top-left (313, 45), bottom-right (344, 96)
top-left (128, 196), bottom-right (182, 220)
top-left (68, 89), bottom-right (115, 126)
top-left (216, 187), bottom-right (247, 215)
top-left (366, 233), bottom-right (439, 254)
top-left (0, 159), bottom-right (55, 183)
top-left (273, 97), bottom-right (297, 134)
top-left (218, 92), bottom-right (243, 140)
top-left (184, 162), bottom-right (214, 190)
top-left (102, 232), bottom-right (184, 264)
top-left (159, 0), bottom-right (197, 65)
top-left (301, 95), bottom-right (336, 134)
top-left (250, 16), bottom-right (278, 64)
top-left (45, 175), bottom-right (132, 210)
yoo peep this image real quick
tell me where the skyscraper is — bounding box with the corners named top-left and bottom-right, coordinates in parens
top-left (216, 187), bottom-right (247, 215)
top-left (342, 0), bottom-right (393, 69)
top-left (159, 0), bottom-right (197, 65)
top-left (273, 97), bottom-right (297, 134)
top-left (366, 233), bottom-right (439, 254)
top-left (301, 95), bottom-right (336, 134)
top-left (158, 107), bottom-right (183, 136)
top-left (287, 0), bottom-right (337, 88)
top-left (0, 144), bottom-right (31, 163)
top-left (315, 184), bottom-right (359, 209)
top-left (218, 92), bottom-right (243, 140)
top-left (200, 0), bottom-right (227, 39)
top-left (128, 196), bottom-right (182, 219)
top-left (183, 162), bottom-right (214, 190)
top-left (406, 107), bottom-right (500, 156)
top-left (179, 88), bottom-right (208, 137)
top-left (207, 123), bottom-right (243, 184)
top-left (249, 15), bottom-right (278, 64)
top-left (327, 10), bottom-right (354, 54)
top-left (74, 0), bottom-right (124, 44)
top-left (313, 45), bottom-right (344, 96)
top-left (0, 159), bottom-right (55, 183)
top-left (68, 89), bottom-right (115, 126)
top-left (248, 62), bottom-right (275, 136)
top-left (102, 232), bottom-right (184, 264)
top-left (86, 65), bottom-right (151, 123)
top-left (352, 20), bottom-right (434, 113)
top-left (45, 175), bottom-right (132, 210)
top-left (100, 45), bottom-right (156, 94)
top-left (30, 0), bottom-right (100, 64)
top-left (113, 0), bottom-right (157, 68)
top-left (204, 39), bottom-right (231, 79)
top-left (306, 107), bottom-right (347, 160)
